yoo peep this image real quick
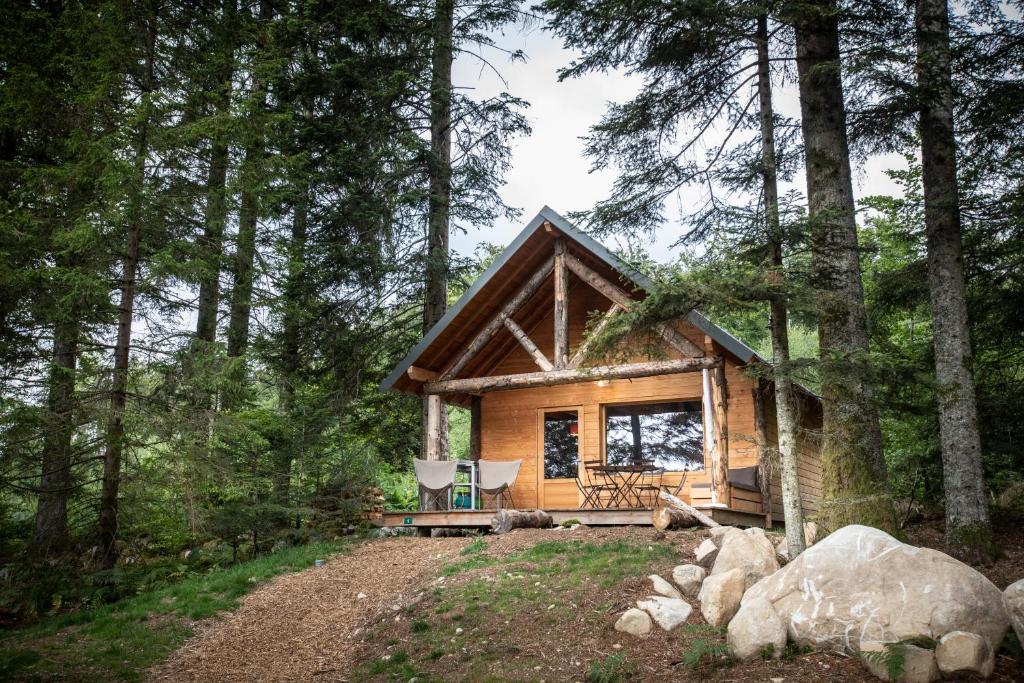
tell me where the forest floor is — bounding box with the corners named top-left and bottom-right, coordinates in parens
top-left (3, 522), bottom-right (1022, 682)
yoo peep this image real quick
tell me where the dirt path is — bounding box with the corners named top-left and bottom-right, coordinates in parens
top-left (149, 536), bottom-right (471, 682)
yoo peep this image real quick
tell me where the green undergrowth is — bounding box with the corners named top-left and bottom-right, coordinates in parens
top-left (0, 540), bottom-right (351, 682)
top-left (361, 539), bottom-right (678, 681)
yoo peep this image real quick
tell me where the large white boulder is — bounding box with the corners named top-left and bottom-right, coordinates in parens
top-left (935, 630), bottom-right (994, 678)
top-left (648, 574), bottom-right (682, 599)
top-left (727, 596), bottom-right (787, 661)
top-left (710, 527), bottom-right (779, 590)
top-left (709, 525), bottom-right (741, 548)
top-left (1004, 578), bottom-right (1024, 645)
top-left (671, 564), bottom-right (706, 598)
top-left (636, 596), bottom-right (692, 632)
top-left (743, 525), bottom-right (1009, 654)
top-left (699, 567), bottom-right (745, 627)
top-left (614, 608), bottom-right (652, 637)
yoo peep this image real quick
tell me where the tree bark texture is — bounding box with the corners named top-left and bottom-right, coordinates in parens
top-left (757, 13), bottom-right (805, 556)
top-left (491, 509), bottom-right (553, 534)
top-left (421, 0), bottom-right (454, 461)
top-left (98, 10), bottom-right (157, 570)
top-left (792, 0), bottom-right (895, 532)
top-left (31, 319), bottom-right (79, 557)
top-left (195, 0), bottom-right (236, 344)
top-left (915, 0), bottom-right (993, 561)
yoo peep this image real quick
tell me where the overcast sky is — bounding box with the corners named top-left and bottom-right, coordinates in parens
top-left (450, 13), bottom-right (908, 263)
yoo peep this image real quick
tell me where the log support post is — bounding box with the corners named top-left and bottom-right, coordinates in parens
top-left (425, 394), bottom-right (445, 461)
top-left (702, 339), bottom-right (730, 508)
top-left (504, 317), bottom-right (553, 371)
top-left (554, 239), bottom-right (568, 368)
top-left (752, 382), bottom-right (773, 522)
top-left (469, 395), bottom-right (482, 461)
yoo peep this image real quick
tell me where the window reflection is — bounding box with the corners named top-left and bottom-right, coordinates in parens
top-left (604, 401), bottom-right (704, 471)
top-left (544, 410), bottom-right (579, 479)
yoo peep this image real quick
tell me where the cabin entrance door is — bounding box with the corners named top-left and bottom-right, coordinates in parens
top-left (538, 407), bottom-right (582, 509)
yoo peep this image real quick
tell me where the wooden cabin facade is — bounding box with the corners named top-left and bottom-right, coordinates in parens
top-left (380, 207), bottom-right (822, 528)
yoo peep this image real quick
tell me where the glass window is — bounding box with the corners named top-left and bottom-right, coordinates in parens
top-left (543, 410), bottom-right (579, 479)
top-left (604, 401), bottom-right (704, 471)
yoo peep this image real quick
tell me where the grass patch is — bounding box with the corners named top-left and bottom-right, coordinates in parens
top-left (360, 539), bottom-right (678, 681)
top-left (0, 540), bottom-right (350, 682)
top-left (459, 537), bottom-right (487, 556)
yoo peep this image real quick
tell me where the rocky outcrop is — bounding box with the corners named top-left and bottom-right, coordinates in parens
top-left (710, 527), bottom-right (779, 590)
top-left (614, 608), bottom-right (652, 636)
top-left (742, 525), bottom-right (1009, 654)
top-left (727, 596), bottom-right (786, 661)
top-left (636, 596), bottom-right (692, 631)
top-left (671, 564), bottom-right (706, 598)
top-left (699, 567), bottom-right (745, 627)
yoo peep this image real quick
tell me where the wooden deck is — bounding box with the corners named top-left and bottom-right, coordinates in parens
top-left (376, 506), bottom-right (768, 530)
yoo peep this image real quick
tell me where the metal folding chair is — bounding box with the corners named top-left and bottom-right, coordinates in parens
top-left (478, 460), bottom-right (521, 510)
top-left (414, 459), bottom-right (457, 511)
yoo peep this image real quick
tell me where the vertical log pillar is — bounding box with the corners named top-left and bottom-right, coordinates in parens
top-left (553, 239), bottom-right (568, 369)
top-left (425, 394), bottom-right (445, 461)
top-left (703, 336), bottom-right (730, 507)
top-left (752, 382), bottom-right (772, 523)
top-left (469, 395), bottom-right (482, 461)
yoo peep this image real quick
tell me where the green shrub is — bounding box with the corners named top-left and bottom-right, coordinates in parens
top-left (586, 653), bottom-right (634, 683)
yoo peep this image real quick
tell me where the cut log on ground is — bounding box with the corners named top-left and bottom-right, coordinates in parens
top-left (659, 491), bottom-right (721, 528)
top-left (491, 509), bottom-right (553, 534)
top-left (652, 504), bottom-right (698, 531)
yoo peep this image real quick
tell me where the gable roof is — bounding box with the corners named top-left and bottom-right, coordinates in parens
top-left (381, 206), bottom-right (767, 395)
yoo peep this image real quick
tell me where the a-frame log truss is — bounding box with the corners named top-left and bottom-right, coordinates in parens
top-left (421, 226), bottom-right (731, 493)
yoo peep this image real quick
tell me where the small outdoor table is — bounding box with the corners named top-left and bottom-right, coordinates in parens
top-left (587, 463), bottom-right (660, 508)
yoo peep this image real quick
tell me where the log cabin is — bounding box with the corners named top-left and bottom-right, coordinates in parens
top-left (379, 206), bottom-right (822, 530)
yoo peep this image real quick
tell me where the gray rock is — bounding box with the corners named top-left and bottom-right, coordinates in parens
top-left (711, 527), bottom-right (780, 590)
top-left (699, 567), bottom-right (745, 627)
top-left (694, 538), bottom-right (718, 567)
top-left (671, 564), bottom-right (706, 598)
top-left (648, 574), bottom-right (682, 599)
top-left (636, 596), bottom-right (692, 632)
top-left (614, 608), bottom-right (652, 636)
top-left (743, 525), bottom-right (1010, 654)
top-left (1004, 578), bottom-right (1024, 646)
top-left (935, 630), bottom-right (994, 678)
top-left (727, 596), bottom-right (787, 661)
top-left (860, 642), bottom-right (938, 683)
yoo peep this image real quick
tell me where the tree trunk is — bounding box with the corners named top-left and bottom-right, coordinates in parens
top-left (31, 318), bottom-right (79, 557)
top-left (915, 0), bottom-right (994, 562)
top-left (757, 13), bottom-right (805, 557)
top-left (791, 0), bottom-right (895, 532)
top-left (652, 503), bottom-right (697, 530)
top-left (195, 0), bottom-right (236, 345)
top-left (97, 10), bottom-right (157, 570)
top-left (421, 0), bottom-right (454, 461)
top-left (492, 509), bottom-right (552, 534)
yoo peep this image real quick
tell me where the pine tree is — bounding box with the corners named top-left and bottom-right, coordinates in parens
top-left (785, 0), bottom-right (896, 532)
top-left (914, 0), bottom-right (993, 562)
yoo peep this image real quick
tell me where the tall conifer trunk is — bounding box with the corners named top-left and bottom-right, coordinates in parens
top-left (422, 0), bottom-right (454, 460)
top-left (31, 318), bottom-right (79, 557)
top-left (915, 0), bottom-right (994, 562)
top-left (97, 7), bottom-right (157, 570)
top-left (790, 0), bottom-right (895, 532)
top-left (195, 0), bottom-right (236, 346)
top-left (756, 13), bottom-right (805, 557)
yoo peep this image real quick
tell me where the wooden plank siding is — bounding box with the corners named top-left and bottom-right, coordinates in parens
top-left (476, 281), bottom-right (786, 512)
top-left (763, 392), bottom-right (824, 522)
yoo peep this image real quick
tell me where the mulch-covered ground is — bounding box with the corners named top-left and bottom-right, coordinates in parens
top-left (149, 523), bottom-right (1024, 683)
top-left (148, 536), bottom-right (472, 682)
